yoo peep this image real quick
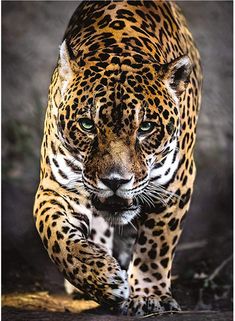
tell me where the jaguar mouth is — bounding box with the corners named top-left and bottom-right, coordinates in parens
top-left (91, 195), bottom-right (140, 225)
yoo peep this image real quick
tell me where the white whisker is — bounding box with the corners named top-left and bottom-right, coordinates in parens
top-left (129, 220), bottom-right (137, 232)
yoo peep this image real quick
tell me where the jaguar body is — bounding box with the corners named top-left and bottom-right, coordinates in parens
top-left (34, 1), bottom-right (202, 316)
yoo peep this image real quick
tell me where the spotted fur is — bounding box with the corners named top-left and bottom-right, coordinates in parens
top-left (34, 0), bottom-right (202, 316)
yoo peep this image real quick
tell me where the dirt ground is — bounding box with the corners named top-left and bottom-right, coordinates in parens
top-left (2, 1), bottom-right (233, 321)
top-left (2, 307), bottom-right (233, 321)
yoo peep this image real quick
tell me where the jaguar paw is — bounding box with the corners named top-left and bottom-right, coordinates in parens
top-left (120, 294), bottom-right (180, 316)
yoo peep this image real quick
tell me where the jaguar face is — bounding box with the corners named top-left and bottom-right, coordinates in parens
top-left (58, 44), bottom-right (191, 225)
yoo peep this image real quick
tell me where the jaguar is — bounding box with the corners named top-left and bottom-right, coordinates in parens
top-left (34, 0), bottom-right (202, 316)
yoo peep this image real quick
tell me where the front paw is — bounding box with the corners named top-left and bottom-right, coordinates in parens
top-left (120, 294), bottom-right (180, 316)
top-left (68, 240), bottom-right (129, 305)
top-left (94, 262), bottom-right (129, 305)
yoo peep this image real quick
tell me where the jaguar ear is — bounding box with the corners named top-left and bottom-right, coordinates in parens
top-left (58, 40), bottom-right (77, 93)
top-left (162, 55), bottom-right (192, 96)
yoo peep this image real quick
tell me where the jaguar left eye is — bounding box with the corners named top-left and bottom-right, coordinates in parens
top-left (138, 121), bottom-right (155, 134)
top-left (78, 118), bottom-right (95, 132)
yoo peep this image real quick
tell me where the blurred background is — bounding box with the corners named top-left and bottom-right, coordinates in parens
top-left (2, 0), bottom-right (232, 314)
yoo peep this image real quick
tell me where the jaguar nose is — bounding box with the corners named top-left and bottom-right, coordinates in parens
top-left (100, 177), bottom-right (132, 192)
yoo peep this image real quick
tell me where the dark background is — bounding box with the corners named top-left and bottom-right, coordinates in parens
top-left (2, 0), bottom-right (233, 314)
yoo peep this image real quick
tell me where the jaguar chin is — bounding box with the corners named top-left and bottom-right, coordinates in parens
top-left (92, 195), bottom-right (141, 225)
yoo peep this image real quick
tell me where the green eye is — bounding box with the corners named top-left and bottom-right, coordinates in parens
top-left (79, 118), bottom-right (95, 132)
top-left (138, 121), bottom-right (155, 134)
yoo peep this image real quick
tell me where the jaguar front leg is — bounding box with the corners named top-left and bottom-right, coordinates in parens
top-left (64, 213), bottom-right (114, 295)
top-left (121, 182), bottom-right (193, 316)
top-left (34, 183), bottom-right (128, 306)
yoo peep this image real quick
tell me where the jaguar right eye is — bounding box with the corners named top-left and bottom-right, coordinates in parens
top-left (78, 118), bottom-right (95, 132)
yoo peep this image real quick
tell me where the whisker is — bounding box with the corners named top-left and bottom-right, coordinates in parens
top-left (129, 220), bottom-right (137, 232)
